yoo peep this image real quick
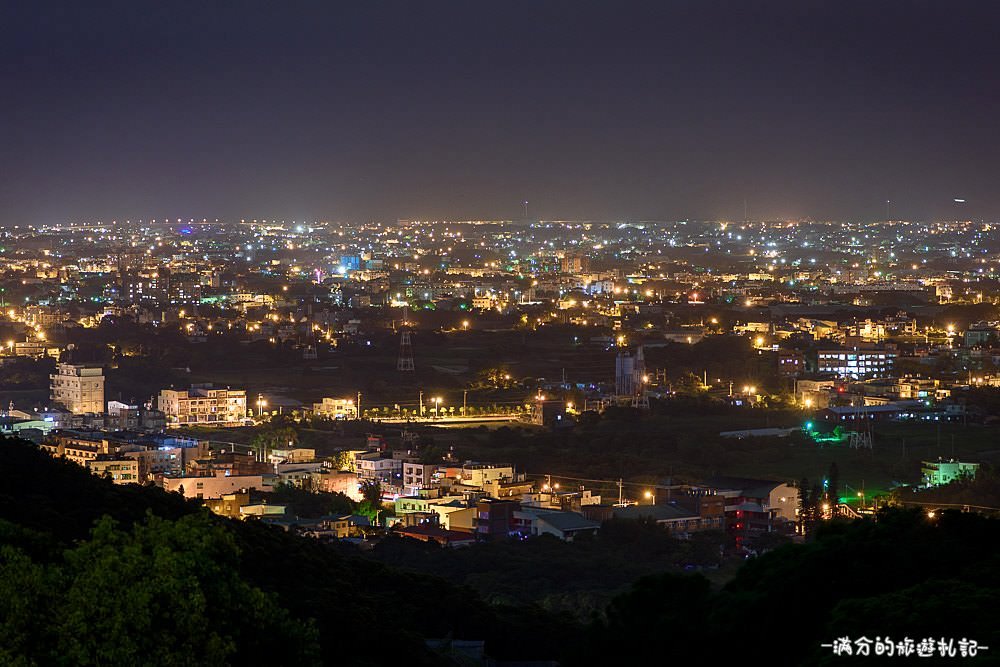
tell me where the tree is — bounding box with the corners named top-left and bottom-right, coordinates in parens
top-left (827, 462), bottom-right (840, 504)
top-left (361, 480), bottom-right (381, 506)
top-left (252, 425), bottom-right (298, 459)
top-left (0, 512), bottom-right (320, 666)
top-left (357, 480), bottom-right (383, 520)
top-left (267, 483), bottom-right (355, 519)
top-left (585, 573), bottom-right (712, 663)
top-left (332, 450), bottom-right (354, 472)
top-left (798, 477), bottom-right (811, 513)
top-left (673, 372), bottom-right (707, 397)
top-left (798, 477), bottom-right (812, 531)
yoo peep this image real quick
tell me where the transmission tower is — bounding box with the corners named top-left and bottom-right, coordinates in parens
top-left (531, 393), bottom-right (545, 425)
top-left (849, 400), bottom-right (873, 449)
top-left (397, 331), bottom-right (414, 371)
top-left (397, 305), bottom-right (415, 371)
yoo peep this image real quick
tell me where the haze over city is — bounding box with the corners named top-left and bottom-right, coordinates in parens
top-left (4, 1), bottom-right (1000, 224)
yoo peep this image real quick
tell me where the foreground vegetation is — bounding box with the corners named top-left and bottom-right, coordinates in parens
top-left (3, 437), bottom-right (1000, 665)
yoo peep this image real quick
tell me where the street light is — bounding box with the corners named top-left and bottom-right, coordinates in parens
top-left (433, 397), bottom-right (442, 418)
top-left (644, 490), bottom-right (655, 505)
top-left (462, 320), bottom-right (469, 330)
top-left (257, 394), bottom-right (267, 417)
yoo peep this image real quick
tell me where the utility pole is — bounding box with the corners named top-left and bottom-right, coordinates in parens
top-left (419, 390), bottom-right (424, 418)
top-left (463, 390), bottom-right (467, 416)
top-left (618, 478), bottom-right (624, 506)
top-left (357, 391), bottom-right (362, 420)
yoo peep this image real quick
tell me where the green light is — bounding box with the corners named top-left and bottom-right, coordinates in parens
top-left (805, 422), bottom-right (813, 430)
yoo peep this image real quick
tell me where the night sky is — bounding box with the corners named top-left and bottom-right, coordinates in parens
top-left (2, 1), bottom-right (999, 225)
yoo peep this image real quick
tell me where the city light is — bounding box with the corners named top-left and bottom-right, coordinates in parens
top-left (4, 5), bottom-right (996, 665)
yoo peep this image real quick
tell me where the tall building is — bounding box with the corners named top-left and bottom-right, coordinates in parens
top-left (50, 363), bottom-right (105, 414)
top-left (560, 254), bottom-right (590, 274)
top-left (157, 384), bottom-right (247, 427)
top-left (123, 268), bottom-right (168, 304)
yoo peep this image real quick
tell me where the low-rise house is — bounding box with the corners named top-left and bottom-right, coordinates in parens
top-left (513, 508), bottom-right (600, 541)
top-left (356, 452), bottom-right (402, 485)
top-left (395, 524), bottom-right (476, 547)
top-left (612, 494), bottom-right (725, 535)
top-left (695, 477), bottom-right (799, 534)
top-left (163, 472), bottom-right (271, 499)
top-left (87, 457), bottom-right (141, 484)
top-left (921, 459), bottom-right (979, 487)
top-left (239, 502), bottom-right (290, 519)
top-left (205, 491), bottom-right (251, 518)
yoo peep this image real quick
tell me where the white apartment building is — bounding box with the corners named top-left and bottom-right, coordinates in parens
top-left (312, 397), bottom-right (358, 420)
top-left (50, 363), bottom-right (105, 414)
top-left (356, 453), bottom-right (402, 484)
top-left (402, 462), bottom-right (441, 493)
top-left (158, 384), bottom-right (247, 427)
top-left (816, 349), bottom-right (896, 379)
top-left (460, 462), bottom-right (515, 488)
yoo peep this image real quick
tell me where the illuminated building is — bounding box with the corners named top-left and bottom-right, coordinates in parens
top-left (50, 363), bottom-right (105, 414)
top-left (157, 384), bottom-right (247, 427)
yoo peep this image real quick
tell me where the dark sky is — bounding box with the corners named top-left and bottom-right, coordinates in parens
top-left (2, 1), bottom-right (999, 225)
